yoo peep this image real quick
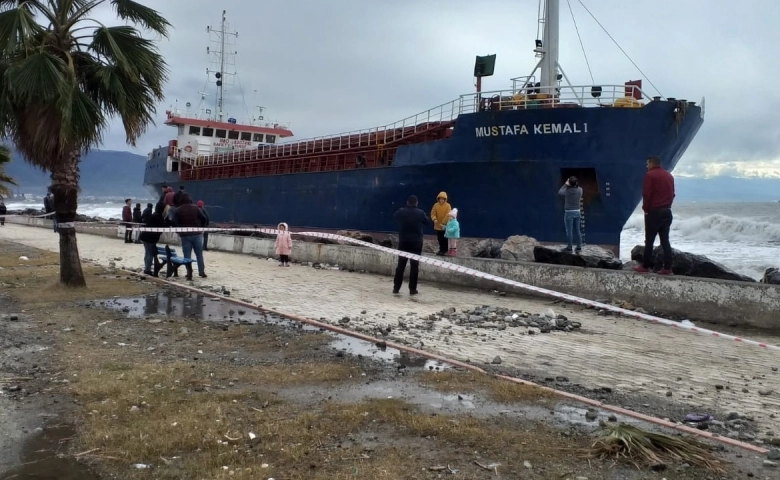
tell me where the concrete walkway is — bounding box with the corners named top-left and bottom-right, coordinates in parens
top-left (2, 223), bottom-right (779, 440)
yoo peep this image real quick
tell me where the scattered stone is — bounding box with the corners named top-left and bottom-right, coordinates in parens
top-left (763, 460), bottom-right (778, 468)
top-left (491, 356), bottom-right (502, 365)
top-left (759, 388), bottom-right (774, 396)
top-left (585, 410), bottom-right (598, 421)
top-left (767, 449), bottom-right (780, 461)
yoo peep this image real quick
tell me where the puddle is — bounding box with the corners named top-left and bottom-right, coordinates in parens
top-left (0, 425), bottom-right (100, 480)
top-left (90, 292), bottom-right (450, 371)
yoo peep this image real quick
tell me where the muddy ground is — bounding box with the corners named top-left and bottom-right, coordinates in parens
top-left (0, 239), bottom-right (775, 479)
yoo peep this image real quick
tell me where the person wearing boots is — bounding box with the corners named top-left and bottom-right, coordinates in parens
top-left (444, 208), bottom-right (460, 256)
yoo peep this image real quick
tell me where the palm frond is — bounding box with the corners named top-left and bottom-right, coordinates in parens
top-left (111, 0), bottom-right (169, 37)
top-left (585, 423), bottom-right (726, 473)
top-left (5, 51), bottom-right (69, 103)
top-left (90, 25), bottom-right (158, 73)
top-left (0, 143), bottom-right (16, 196)
top-left (0, 6), bottom-right (44, 53)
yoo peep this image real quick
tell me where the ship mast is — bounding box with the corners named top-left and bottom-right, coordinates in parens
top-left (206, 10), bottom-right (238, 122)
top-left (538, 0), bottom-right (560, 92)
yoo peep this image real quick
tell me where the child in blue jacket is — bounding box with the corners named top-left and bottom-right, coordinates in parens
top-left (444, 208), bottom-right (460, 256)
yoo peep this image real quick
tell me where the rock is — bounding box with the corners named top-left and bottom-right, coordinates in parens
top-left (379, 234), bottom-right (399, 249)
top-left (622, 260), bottom-right (640, 271)
top-left (533, 245), bottom-right (623, 270)
top-left (585, 410), bottom-right (598, 421)
top-left (472, 239), bottom-right (504, 259)
top-left (499, 235), bottom-right (538, 262)
top-left (630, 245), bottom-right (756, 282)
top-left (762, 268), bottom-right (780, 285)
top-left (763, 460), bottom-right (778, 468)
top-left (336, 230), bottom-right (374, 245)
top-left (492, 356), bottom-right (502, 365)
top-left (767, 449), bottom-right (780, 460)
top-left (759, 388), bottom-right (774, 396)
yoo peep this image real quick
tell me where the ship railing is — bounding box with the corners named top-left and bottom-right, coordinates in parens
top-left (183, 97), bottom-right (462, 168)
top-left (458, 84), bottom-right (658, 112)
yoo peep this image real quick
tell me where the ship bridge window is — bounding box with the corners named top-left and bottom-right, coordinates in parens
top-left (266, 134), bottom-right (276, 144)
top-left (560, 167), bottom-right (600, 204)
top-left (241, 131), bottom-right (252, 141)
top-left (202, 127), bottom-right (214, 137)
top-left (215, 129), bottom-right (226, 138)
top-left (253, 133), bottom-right (264, 142)
top-left (189, 126), bottom-right (201, 135)
top-left (228, 130), bottom-right (239, 140)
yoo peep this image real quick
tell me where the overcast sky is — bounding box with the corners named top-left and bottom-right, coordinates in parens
top-left (92, 0), bottom-right (780, 178)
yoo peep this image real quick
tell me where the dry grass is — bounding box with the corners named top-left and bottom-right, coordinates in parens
top-left (70, 361), bottom-right (583, 480)
top-left (0, 249), bottom-right (148, 303)
top-left (417, 370), bottom-right (555, 404)
top-left (586, 423), bottom-right (727, 473)
top-left (1, 241), bottom-right (736, 480)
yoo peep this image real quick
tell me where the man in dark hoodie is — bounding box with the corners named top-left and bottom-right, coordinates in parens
top-left (0, 200), bottom-right (6, 226)
top-left (172, 193), bottom-right (208, 280)
top-left (392, 195), bottom-right (431, 295)
top-left (122, 198), bottom-right (133, 243)
top-left (139, 203), bottom-right (169, 276)
top-left (141, 203), bottom-right (153, 223)
top-left (173, 185), bottom-right (185, 207)
top-left (132, 203), bottom-right (143, 243)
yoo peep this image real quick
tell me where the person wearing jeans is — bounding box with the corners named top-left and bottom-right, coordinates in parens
top-left (138, 203), bottom-right (167, 275)
top-left (634, 155), bottom-right (675, 275)
top-left (558, 176), bottom-right (583, 253)
top-left (172, 193), bottom-right (208, 280)
top-left (180, 234), bottom-right (205, 279)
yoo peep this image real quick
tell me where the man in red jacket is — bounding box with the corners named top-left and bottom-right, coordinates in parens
top-left (122, 198), bottom-right (133, 243)
top-left (634, 156), bottom-right (674, 275)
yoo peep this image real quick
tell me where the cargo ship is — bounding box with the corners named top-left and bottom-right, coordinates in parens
top-left (144, 3), bottom-right (705, 254)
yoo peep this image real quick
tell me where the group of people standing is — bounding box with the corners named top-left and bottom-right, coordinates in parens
top-left (558, 155), bottom-right (676, 274)
top-left (132, 184), bottom-right (210, 280)
top-left (392, 192), bottom-right (460, 295)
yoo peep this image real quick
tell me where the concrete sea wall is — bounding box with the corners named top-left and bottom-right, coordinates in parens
top-left (9, 216), bottom-right (780, 331)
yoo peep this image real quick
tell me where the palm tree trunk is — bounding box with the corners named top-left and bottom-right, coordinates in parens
top-left (50, 150), bottom-right (86, 287)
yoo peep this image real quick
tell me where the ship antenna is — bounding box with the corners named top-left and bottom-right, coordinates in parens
top-left (539, 0), bottom-right (560, 94)
top-left (206, 10), bottom-right (238, 122)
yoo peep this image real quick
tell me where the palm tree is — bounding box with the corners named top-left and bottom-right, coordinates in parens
top-left (0, 0), bottom-right (169, 286)
top-left (0, 144), bottom-right (16, 197)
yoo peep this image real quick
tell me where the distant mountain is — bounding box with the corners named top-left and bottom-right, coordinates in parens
top-left (675, 177), bottom-right (780, 202)
top-left (3, 149), bottom-right (150, 199)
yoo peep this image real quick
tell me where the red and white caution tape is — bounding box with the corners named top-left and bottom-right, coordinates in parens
top-left (122, 225), bottom-right (780, 353)
top-left (8, 219), bottom-right (779, 353)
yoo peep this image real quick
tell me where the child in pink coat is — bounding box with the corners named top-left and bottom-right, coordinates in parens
top-left (275, 222), bottom-right (293, 266)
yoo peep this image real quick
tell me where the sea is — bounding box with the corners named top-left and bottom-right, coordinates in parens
top-left (3, 197), bottom-right (778, 281)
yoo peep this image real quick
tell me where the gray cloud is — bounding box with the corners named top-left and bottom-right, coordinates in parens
top-left (92, 0), bottom-right (780, 177)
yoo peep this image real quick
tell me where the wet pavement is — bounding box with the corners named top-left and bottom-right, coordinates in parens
top-left (86, 291), bottom-right (451, 372)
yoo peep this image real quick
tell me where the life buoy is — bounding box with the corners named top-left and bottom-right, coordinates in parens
top-left (184, 145), bottom-right (193, 153)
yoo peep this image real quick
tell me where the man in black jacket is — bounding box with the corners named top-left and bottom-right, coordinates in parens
top-left (392, 195), bottom-right (431, 295)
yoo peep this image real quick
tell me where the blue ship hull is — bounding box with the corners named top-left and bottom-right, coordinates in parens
top-left (144, 100), bottom-right (703, 252)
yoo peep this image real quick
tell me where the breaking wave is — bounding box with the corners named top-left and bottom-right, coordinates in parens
top-left (623, 213), bottom-right (780, 244)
